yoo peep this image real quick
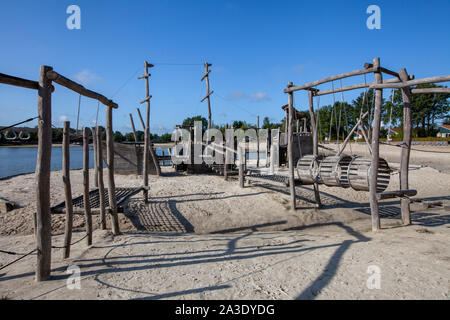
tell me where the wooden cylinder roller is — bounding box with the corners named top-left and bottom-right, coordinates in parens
top-left (296, 155), bottom-right (322, 185)
top-left (347, 157), bottom-right (391, 192)
top-left (318, 155), bottom-right (352, 188)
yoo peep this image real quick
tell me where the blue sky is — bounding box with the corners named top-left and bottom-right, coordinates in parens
top-left (1, 0), bottom-right (449, 134)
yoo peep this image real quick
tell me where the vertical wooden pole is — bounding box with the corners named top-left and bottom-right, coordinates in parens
top-left (36, 66), bottom-right (53, 281)
top-left (35, 65), bottom-right (52, 281)
top-left (287, 83), bottom-right (296, 211)
top-left (256, 116), bottom-right (260, 168)
top-left (369, 57), bottom-right (383, 232)
top-left (239, 143), bottom-right (245, 188)
top-left (83, 127), bottom-right (93, 246)
top-left (204, 62), bottom-right (212, 130)
top-left (308, 90), bottom-right (322, 208)
top-left (96, 126), bottom-right (107, 230)
top-left (106, 106), bottom-right (120, 235)
top-left (296, 119), bottom-right (300, 133)
top-left (92, 127), bottom-right (99, 188)
top-left (143, 126), bottom-right (150, 202)
top-left (399, 68), bottom-right (412, 226)
top-left (62, 121), bottom-right (73, 259)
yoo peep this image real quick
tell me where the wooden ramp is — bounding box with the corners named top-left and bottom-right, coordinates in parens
top-left (51, 187), bottom-right (146, 214)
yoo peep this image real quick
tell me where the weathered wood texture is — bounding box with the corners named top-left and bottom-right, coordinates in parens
top-left (0, 72), bottom-right (39, 90)
top-left (62, 121), bottom-right (73, 259)
top-left (35, 65), bottom-right (53, 281)
top-left (287, 87), bottom-right (296, 211)
top-left (202, 62), bottom-right (213, 129)
top-left (96, 126), bottom-right (107, 230)
top-left (369, 58), bottom-right (383, 232)
top-left (92, 127), bottom-right (99, 188)
top-left (399, 69), bottom-right (412, 226)
top-left (46, 70), bottom-right (118, 108)
top-left (284, 67), bottom-right (376, 93)
top-left (371, 75), bottom-right (450, 89)
top-left (83, 127), bottom-right (93, 246)
top-left (308, 90), bottom-right (321, 207)
top-left (106, 106), bottom-right (120, 235)
top-left (411, 88), bottom-right (450, 94)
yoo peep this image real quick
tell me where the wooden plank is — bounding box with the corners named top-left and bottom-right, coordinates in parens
top-left (96, 126), bottom-right (107, 230)
top-left (83, 127), bottom-right (93, 246)
top-left (284, 67), bottom-right (376, 93)
top-left (399, 69), bottom-right (413, 226)
top-left (46, 70), bottom-right (118, 108)
top-left (377, 189), bottom-right (417, 200)
top-left (35, 65), bottom-right (53, 281)
top-left (62, 121), bottom-right (73, 259)
top-left (0, 72), bottom-right (39, 90)
top-left (106, 106), bottom-right (120, 235)
top-left (369, 58), bottom-right (382, 232)
top-left (287, 84), bottom-right (296, 211)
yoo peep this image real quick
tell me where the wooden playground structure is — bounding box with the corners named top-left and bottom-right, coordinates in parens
top-left (0, 57), bottom-right (449, 282)
top-left (0, 65), bottom-right (154, 281)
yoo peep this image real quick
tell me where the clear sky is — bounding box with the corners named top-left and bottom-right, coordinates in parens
top-left (1, 0), bottom-right (449, 134)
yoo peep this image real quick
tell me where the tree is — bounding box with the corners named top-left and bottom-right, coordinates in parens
top-left (113, 131), bottom-right (124, 142)
top-left (182, 116), bottom-right (208, 131)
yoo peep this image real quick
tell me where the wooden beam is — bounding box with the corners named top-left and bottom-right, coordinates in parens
top-left (92, 127), bottom-right (99, 188)
top-left (364, 63), bottom-right (400, 79)
top-left (46, 70), bottom-right (118, 108)
top-left (371, 75), bottom-right (450, 89)
top-left (399, 69), bottom-right (413, 226)
top-left (83, 127), bottom-right (93, 246)
top-left (137, 108), bottom-right (146, 130)
top-left (201, 70), bottom-right (211, 81)
top-left (284, 67), bottom-right (376, 93)
top-left (35, 65), bottom-right (53, 281)
top-left (106, 106), bottom-right (120, 235)
top-left (287, 84), bottom-right (296, 211)
top-left (308, 90), bottom-right (321, 208)
top-left (201, 90), bottom-right (214, 103)
top-left (369, 58), bottom-right (382, 232)
top-left (62, 121), bottom-right (73, 259)
top-left (377, 189), bottom-right (417, 200)
top-left (337, 111), bottom-right (369, 156)
top-left (0, 72), bottom-right (39, 90)
top-left (140, 95), bottom-right (152, 104)
top-left (129, 114), bottom-right (138, 142)
top-left (411, 87), bottom-right (450, 94)
top-left (96, 126), bottom-right (107, 230)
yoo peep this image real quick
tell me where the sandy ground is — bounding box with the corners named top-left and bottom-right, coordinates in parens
top-left (0, 145), bottom-right (449, 300)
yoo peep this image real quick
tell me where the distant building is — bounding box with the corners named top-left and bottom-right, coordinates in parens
top-left (437, 124), bottom-right (450, 138)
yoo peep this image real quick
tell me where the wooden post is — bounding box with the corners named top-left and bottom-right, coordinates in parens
top-left (129, 113), bottom-right (138, 142)
top-left (369, 58), bottom-right (383, 232)
top-left (399, 68), bottom-right (412, 226)
top-left (143, 127), bottom-right (150, 202)
top-left (35, 65), bottom-right (53, 281)
top-left (287, 83), bottom-right (296, 211)
top-left (308, 90), bottom-right (322, 208)
top-left (239, 143), bottom-right (245, 188)
top-left (106, 106), bottom-right (120, 235)
top-left (96, 126), bottom-right (107, 230)
top-left (202, 62), bottom-right (213, 130)
top-left (62, 121), bottom-right (73, 259)
top-left (256, 116), bottom-right (260, 168)
top-left (83, 127), bottom-right (93, 246)
top-left (92, 127), bottom-right (99, 188)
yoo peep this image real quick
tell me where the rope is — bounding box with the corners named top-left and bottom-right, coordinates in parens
top-left (0, 116), bottom-right (39, 133)
top-left (380, 141), bottom-right (450, 154)
top-left (0, 249), bottom-right (37, 272)
top-left (51, 234), bottom-right (89, 249)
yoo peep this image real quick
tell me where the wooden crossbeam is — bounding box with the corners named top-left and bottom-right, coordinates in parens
top-left (411, 88), bottom-right (450, 94)
top-left (201, 90), bottom-right (214, 102)
top-left (46, 71), bottom-right (118, 108)
top-left (371, 75), bottom-right (450, 89)
top-left (0, 73), bottom-right (39, 90)
top-left (140, 95), bottom-right (152, 104)
top-left (201, 70), bottom-right (211, 81)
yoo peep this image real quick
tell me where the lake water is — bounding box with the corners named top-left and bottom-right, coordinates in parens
top-left (0, 146), bottom-right (97, 179)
